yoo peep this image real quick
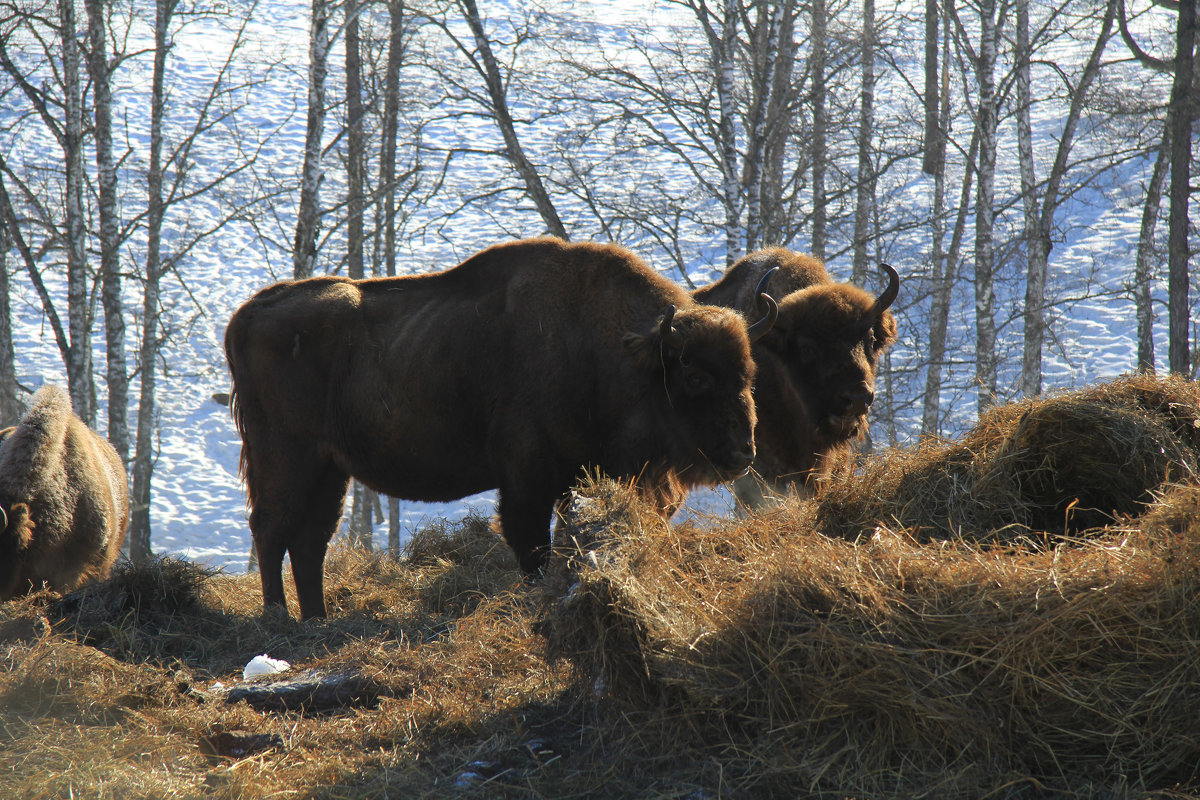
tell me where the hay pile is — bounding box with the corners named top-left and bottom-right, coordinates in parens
top-left (542, 375), bottom-right (1200, 798)
top-left (818, 372), bottom-right (1200, 542)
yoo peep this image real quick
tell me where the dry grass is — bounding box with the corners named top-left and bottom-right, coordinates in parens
top-left (814, 372), bottom-right (1200, 542)
top-left (4, 374), bottom-right (1200, 798)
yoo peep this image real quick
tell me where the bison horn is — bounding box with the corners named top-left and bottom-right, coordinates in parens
top-left (659, 304), bottom-right (685, 351)
top-left (0, 505), bottom-right (6, 532)
top-left (872, 262), bottom-right (900, 315)
top-left (747, 267), bottom-right (779, 343)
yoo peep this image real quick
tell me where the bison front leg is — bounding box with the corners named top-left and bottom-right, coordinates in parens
top-left (498, 485), bottom-right (558, 576)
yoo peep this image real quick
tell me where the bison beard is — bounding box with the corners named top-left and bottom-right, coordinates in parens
top-left (694, 248), bottom-right (899, 509)
top-left (0, 385), bottom-right (130, 599)
top-left (225, 237), bottom-right (775, 619)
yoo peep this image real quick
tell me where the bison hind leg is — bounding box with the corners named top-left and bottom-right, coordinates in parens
top-left (247, 460), bottom-right (350, 620)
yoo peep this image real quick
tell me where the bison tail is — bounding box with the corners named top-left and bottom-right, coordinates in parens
top-left (223, 316), bottom-right (256, 508)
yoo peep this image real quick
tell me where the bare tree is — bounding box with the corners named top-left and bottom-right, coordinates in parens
top-left (128, 0), bottom-right (272, 560)
top-left (1166, 0), bottom-right (1196, 375)
top-left (374, 0), bottom-right (417, 555)
top-left (851, 0), bottom-right (876, 284)
top-left (294, 0), bottom-right (331, 278)
top-left (84, 0), bottom-right (129, 458)
top-left (922, 2), bottom-right (969, 436)
top-left (811, 0), bottom-right (829, 258)
top-left (428, 0), bottom-right (568, 239)
top-left (757, 0), bottom-right (798, 248)
top-left (0, 222), bottom-right (18, 426)
top-left (1135, 123), bottom-right (1171, 372)
top-left (922, 0), bottom-right (944, 175)
top-left (0, 0), bottom-right (95, 421)
top-left (1018, 0), bottom-right (1118, 398)
top-left (1120, 0), bottom-right (1199, 376)
top-left (61, 0), bottom-right (94, 420)
top-left (130, 0), bottom-right (177, 563)
top-left (973, 0), bottom-right (999, 413)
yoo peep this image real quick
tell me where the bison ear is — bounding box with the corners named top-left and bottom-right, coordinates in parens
top-left (624, 306), bottom-right (684, 369)
top-left (874, 310), bottom-right (898, 352)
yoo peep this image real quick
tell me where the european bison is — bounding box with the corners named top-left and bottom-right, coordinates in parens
top-left (693, 247), bottom-right (898, 509)
top-left (225, 237), bottom-right (776, 619)
top-left (0, 385), bottom-right (130, 600)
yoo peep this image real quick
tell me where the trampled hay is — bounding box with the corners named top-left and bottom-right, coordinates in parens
top-left (3, 374), bottom-right (1200, 798)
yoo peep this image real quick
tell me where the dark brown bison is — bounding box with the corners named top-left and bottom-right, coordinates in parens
top-left (693, 247), bottom-right (898, 509)
top-left (0, 385), bottom-right (130, 600)
top-left (225, 237), bottom-right (776, 619)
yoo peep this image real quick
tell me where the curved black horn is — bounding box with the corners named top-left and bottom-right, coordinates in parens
top-left (754, 266), bottom-right (778, 300)
top-left (0, 505), bottom-right (6, 533)
top-left (659, 304), bottom-right (685, 351)
top-left (873, 262), bottom-right (900, 314)
top-left (747, 267), bottom-right (779, 343)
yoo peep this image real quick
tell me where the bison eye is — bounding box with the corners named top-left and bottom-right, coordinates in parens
top-left (682, 367), bottom-right (713, 396)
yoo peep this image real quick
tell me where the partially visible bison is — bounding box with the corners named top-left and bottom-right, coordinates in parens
top-left (0, 385), bottom-right (130, 600)
top-left (694, 247), bottom-right (899, 509)
top-left (225, 237), bottom-right (776, 619)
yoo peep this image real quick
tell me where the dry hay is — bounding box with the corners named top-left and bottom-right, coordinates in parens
top-left (817, 372), bottom-right (1200, 543)
top-left (0, 520), bottom-right (580, 800)
top-left (542, 376), bottom-right (1200, 799)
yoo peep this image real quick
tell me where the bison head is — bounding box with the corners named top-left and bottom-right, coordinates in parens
top-left (757, 263), bottom-right (899, 444)
top-left (623, 296), bottom-right (775, 488)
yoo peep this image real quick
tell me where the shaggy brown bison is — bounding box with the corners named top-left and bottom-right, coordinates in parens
top-left (225, 237), bottom-right (776, 619)
top-left (0, 385), bottom-right (130, 600)
top-left (693, 247), bottom-right (898, 509)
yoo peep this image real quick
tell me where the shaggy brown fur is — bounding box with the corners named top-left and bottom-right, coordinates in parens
top-left (694, 247), bottom-right (898, 508)
top-left (225, 237), bottom-right (774, 619)
top-left (0, 385), bottom-right (129, 599)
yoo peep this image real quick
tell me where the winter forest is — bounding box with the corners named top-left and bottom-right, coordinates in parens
top-left (0, 0), bottom-right (1196, 567)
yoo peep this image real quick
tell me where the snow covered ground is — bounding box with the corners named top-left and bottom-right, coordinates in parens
top-left (1, 0), bottom-right (1177, 572)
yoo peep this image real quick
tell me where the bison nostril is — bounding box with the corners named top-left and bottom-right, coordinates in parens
top-left (842, 389), bottom-right (874, 414)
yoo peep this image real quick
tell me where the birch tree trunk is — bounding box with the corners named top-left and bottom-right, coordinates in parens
top-left (380, 0), bottom-right (406, 556)
top-left (974, 0), bottom-right (999, 414)
top-left (760, 2), bottom-right (796, 247)
top-left (84, 0), bottom-right (129, 457)
top-left (922, 0), bottom-right (942, 175)
top-left (717, 0), bottom-right (741, 263)
top-left (1015, 0), bottom-right (1041, 397)
top-left (743, 3), bottom-right (784, 252)
top-left (345, 0), bottom-right (377, 548)
top-left (810, 0), bottom-right (828, 259)
top-left (293, 0), bottom-right (329, 279)
top-left (346, 0), bottom-right (364, 282)
top-left (459, 0), bottom-right (567, 240)
top-left (59, 0), bottom-right (94, 422)
top-left (852, 0), bottom-right (876, 284)
top-left (130, 0), bottom-right (176, 563)
top-left (1136, 124), bottom-right (1171, 372)
top-left (1167, 0), bottom-right (1195, 375)
top-left (0, 223), bottom-right (19, 427)
top-left (922, 13), bottom-right (956, 436)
